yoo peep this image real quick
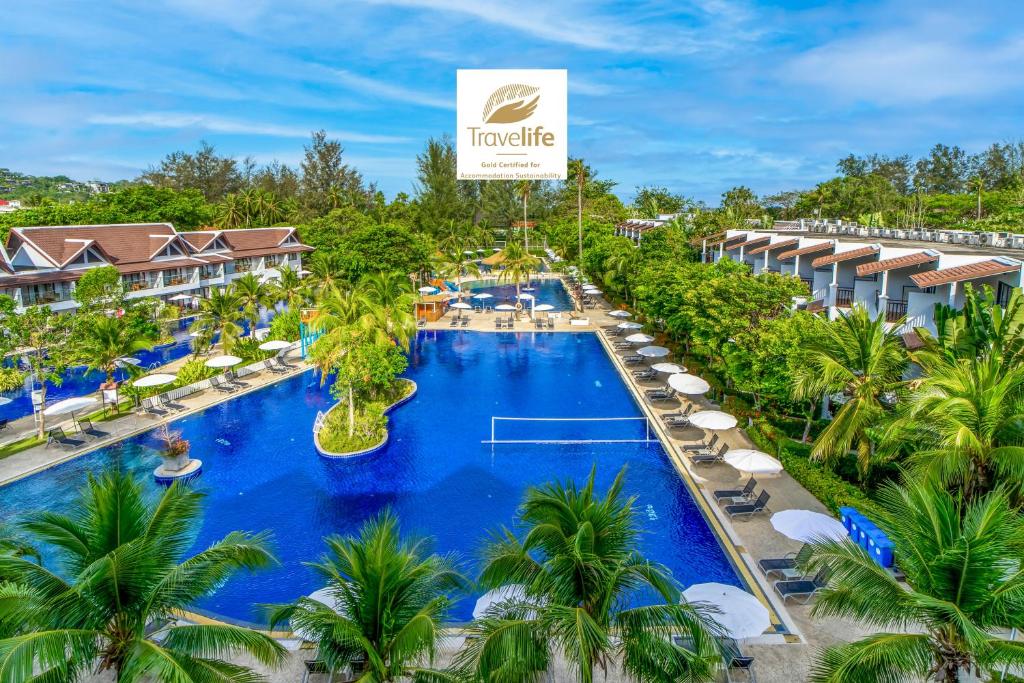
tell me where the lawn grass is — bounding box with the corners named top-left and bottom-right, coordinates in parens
top-left (0, 399), bottom-right (136, 461)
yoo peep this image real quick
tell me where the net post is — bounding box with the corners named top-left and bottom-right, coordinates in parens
top-left (646, 417), bottom-right (649, 442)
top-left (491, 416), bottom-right (495, 444)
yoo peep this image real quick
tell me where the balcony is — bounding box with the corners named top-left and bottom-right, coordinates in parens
top-left (163, 275), bottom-right (188, 286)
top-left (234, 261), bottom-right (253, 273)
top-left (885, 299), bottom-right (908, 323)
top-left (835, 287), bottom-right (855, 308)
top-left (23, 289), bottom-right (72, 305)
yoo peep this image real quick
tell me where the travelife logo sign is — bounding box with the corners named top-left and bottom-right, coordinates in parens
top-left (457, 69), bottom-right (567, 180)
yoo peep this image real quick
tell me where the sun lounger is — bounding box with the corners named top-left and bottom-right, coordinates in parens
top-left (774, 569), bottom-right (829, 603)
top-left (546, 318), bottom-right (554, 329)
top-left (494, 318), bottom-right (503, 329)
top-left (661, 405), bottom-right (694, 422)
top-left (690, 443), bottom-right (728, 465)
top-left (725, 490), bottom-right (770, 520)
top-left (633, 368), bottom-right (656, 380)
top-left (645, 385), bottom-right (674, 400)
top-left (225, 372), bottom-right (250, 389)
top-left (417, 317), bottom-right (426, 328)
top-left (210, 376), bottom-right (237, 394)
top-left (46, 426), bottom-right (84, 450)
top-left (460, 317), bottom-right (469, 327)
top-left (0, 419), bottom-right (8, 432)
top-left (140, 398), bottom-right (170, 417)
top-left (683, 433), bottom-right (719, 452)
top-left (714, 478), bottom-right (758, 505)
top-left (158, 395), bottom-right (187, 412)
top-left (622, 355), bottom-right (643, 364)
top-left (273, 356), bottom-right (295, 370)
top-left (721, 639), bottom-right (757, 683)
top-left (449, 317), bottom-right (459, 327)
top-left (266, 358), bottom-right (288, 374)
top-left (76, 418), bottom-right (109, 440)
top-left (758, 544), bottom-right (814, 581)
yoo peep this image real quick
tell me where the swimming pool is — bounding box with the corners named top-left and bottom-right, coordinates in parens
top-left (0, 307), bottom-right (279, 424)
top-left (0, 331), bottom-right (740, 624)
top-left (463, 278), bottom-right (575, 311)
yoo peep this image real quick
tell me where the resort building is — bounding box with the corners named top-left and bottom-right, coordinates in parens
top-left (615, 214), bottom-right (684, 243)
top-left (0, 223), bottom-right (313, 313)
top-left (700, 227), bottom-right (1024, 335)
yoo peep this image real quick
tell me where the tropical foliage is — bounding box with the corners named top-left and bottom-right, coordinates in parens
top-left (0, 470), bottom-right (285, 682)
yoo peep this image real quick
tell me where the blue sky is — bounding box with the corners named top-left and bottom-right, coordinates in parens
top-left (2, 0), bottom-right (1022, 203)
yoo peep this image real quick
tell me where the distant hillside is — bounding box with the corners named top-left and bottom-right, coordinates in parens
top-left (0, 168), bottom-right (122, 202)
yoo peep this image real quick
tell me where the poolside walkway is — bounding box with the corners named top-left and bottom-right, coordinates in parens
top-left (587, 302), bottom-right (871, 682)
top-left (0, 350), bottom-right (310, 487)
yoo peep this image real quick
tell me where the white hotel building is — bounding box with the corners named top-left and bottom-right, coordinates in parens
top-left (0, 223), bottom-right (313, 313)
top-left (697, 227), bottom-right (1023, 336)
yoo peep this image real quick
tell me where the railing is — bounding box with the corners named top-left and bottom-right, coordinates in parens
top-left (23, 291), bottom-right (71, 305)
top-left (835, 288), bottom-right (855, 308)
top-left (885, 299), bottom-right (908, 323)
top-left (164, 276), bottom-right (187, 286)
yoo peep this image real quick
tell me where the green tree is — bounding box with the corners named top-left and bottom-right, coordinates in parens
top-left (233, 272), bottom-right (275, 334)
top-left (455, 468), bottom-right (723, 683)
top-left (72, 265), bottom-right (127, 312)
top-left (269, 510), bottom-right (464, 681)
top-left (359, 271), bottom-right (417, 351)
top-left (804, 481), bottom-right (1024, 682)
top-left (433, 247), bottom-right (480, 302)
top-left (75, 314), bottom-right (155, 383)
top-left (189, 286), bottom-right (245, 355)
top-left (336, 224), bottom-right (432, 282)
top-left (2, 304), bottom-right (78, 437)
top-left (792, 307), bottom-right (907, 479)
top-left (300, 130), bottom-right (364, 214)
top-left (272, 264), bottom-right (308, 309)
top-left (0, 470), bottom-right (285, 681)
top-left (414, 135), bottom-right (465, 232)
top-left (139, 140), bottom-right (243, 201)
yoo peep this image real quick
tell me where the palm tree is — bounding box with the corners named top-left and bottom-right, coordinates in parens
top-left (792, 306), bottom-right (907, 479)
top-left (190, 286), bottom-right (245, 354)
top-left (269, 510), bottom-right (465, 681)
top-left (574, 159), bottom-right (587, 261)
top-left (803, 480), bottom-right (1024, 682)
top-left (915, 283), bottom-right (1024, 369)
top-left (603, 243), bottom-right (641, 306)
top-left (76, 315), bottom-right (155, 383)
top-left (0, 470), bottom-right (285, 681)
top-left (216, 193), bottom-right (243, 229)
top-left (497, 241), bottom-right (540, 301)
top-left (233, 272), bottom-right (274, 336)
top-left (886, 354), bottom-right (1024, 501)
top-left (360, 271), bottom-right (416, 351)
top-left (454, 468), bottom-right (723, 683)
top-left (307, 252), bottom-right (345, 294)
top-left (272, 264), bottom-right (309, 310)
top-left (515, 179), bottom-right (532, 251)
top-left (434, 247), bottom-right (480, 301)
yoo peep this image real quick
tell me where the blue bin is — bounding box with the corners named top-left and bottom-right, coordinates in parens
top-left (848, 514), bottom-right (866, 543)
top-left (857, 520), bottom-right (879, 550)
top-left (839, 507), bottom-right (859, 533)
top-left (872, 537), bottom-right (895, 568)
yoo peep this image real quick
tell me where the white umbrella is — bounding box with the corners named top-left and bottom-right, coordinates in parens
top-left (0, 397), bottom-right (12, 406)
top-left (495, 304), bottom-right (515, 311)
top-left (205, 355), bottom-right (243, 369)
top-left (418, 286), bottom-right (439, 294)
top-left (534, 304), bottom-right (554, 312)
top-left (689, 410), bottom-right (737, 431)
top-left (637, 345), bottom-right (669, 358)
top-left (43, 396), bottom-right (98, 428)
top-left (43, 396), bottom-right (97, 416)
top-left (307, 587), bottom-right (347, 615)
top-left (522, 286), bottom-right (535, 292)
top-left (624, 333), bottom-right (655, 344)
top-left (473, 584), bottom-right (528, 619)
top-left (492, 247), bottom-right (501, 252)
top-left (115, 357), bottom-right (141, 367)
top-left (168, 294), bottom-right (194, 302)
top-left (682, 583), bottom-right (770, 640)
top-left (608, 310), bottom-right (631, 318)
top-left (584, 288), bottom-right (603, 295)
top-left (259, 268), bottom-right (281, 280)
top-left (668, 373), bottom-right (711, 395)
top-left (258, 340), bottom-right (291, 351)
top-left (725, 449), bottom-right (784, 475)
top-left (132, 373), bottom-right (178, 388)
top-left (451, 302), bottom-right (472, 310)
top-left (464, 250), bottom-right (477, 256)
top-left (652, 362), bottom-right (685, 374)
top-left (517, 293), bottom-right (535, 300)
top-left (473, 292), bottom-right (494, 300)
top-left (771, 510), bottom-right (848, 543)
top-left (617, 322), bottom-right (643, 330)
top-left (298, 269), bottom-right (311, 276)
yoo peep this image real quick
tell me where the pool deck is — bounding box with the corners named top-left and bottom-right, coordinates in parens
top-left (2, 286), bottom-right (867, 682)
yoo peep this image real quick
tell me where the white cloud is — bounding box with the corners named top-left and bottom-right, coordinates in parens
top-left (87, 112), bottom-right (411, 144)
top-left (322, 68), bottom-right (454, 110)
top-left (782, 18), bottom-right (1024, 105)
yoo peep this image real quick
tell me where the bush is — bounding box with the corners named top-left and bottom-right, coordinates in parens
top-left (0, 366), bottom-right (24, 393)
top-left (268, 309), bottom-right (301, 342)
top-left (232, 337), bottom-right (269, 361)
top-left (748, 419), bottom-right (884, 518)
top-left (174, 358), bottom-right (215, 387)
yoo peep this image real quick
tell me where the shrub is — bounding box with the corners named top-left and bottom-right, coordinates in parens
top-left (0, 366), bottom-right (24, 393)
top-left (748, 419), bottom-right (884, 518)
top-left (174, 358), bottom-right (215, 387)
top-left (268, 309), bottom-right (301, 342)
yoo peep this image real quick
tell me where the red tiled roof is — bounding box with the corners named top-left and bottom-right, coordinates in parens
top-left (724, 234), bottom-right (750, 248)
top-left (197, 253), bottom-right (233, 263)
top-left (0, 270), bottom-right (83, 287)
top-left (910, 259), bottom-right (1021, 288)
top-left (733, 235), bottom-right (771, 250)
top-left (811, 245), bottom-right (879, 268)
top-left (746, 238), bottom-right (799, 256)
top-left (13, 224), bottom-right (178, 267)
top-left (857, 251), bottom-right (939, 276)
top-left (230, 244), bottom-right (314, 259)
top-left (179, 231), bottom-right (220, 252)
top-left (778, 242), bottom-right (833, 261)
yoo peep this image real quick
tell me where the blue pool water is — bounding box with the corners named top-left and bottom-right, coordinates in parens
top-left (464, 278), bottom-right (575, 311)
top-left (0, 308), bottom-right (279, 424)
top-left (0, 331), bottom-right (740, 624)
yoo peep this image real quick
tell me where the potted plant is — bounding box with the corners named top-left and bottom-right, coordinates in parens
top-left (156, 425), bottom-right (192, 472)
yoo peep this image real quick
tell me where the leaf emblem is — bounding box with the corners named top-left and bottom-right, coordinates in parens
top-left (482, 84), bottom-right (540, 124)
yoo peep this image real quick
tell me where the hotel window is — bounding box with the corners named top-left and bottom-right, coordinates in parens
top-left (997, 281), bottom-right (1012, 307)
top-left (234, 258), bottom-right (253, 272)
